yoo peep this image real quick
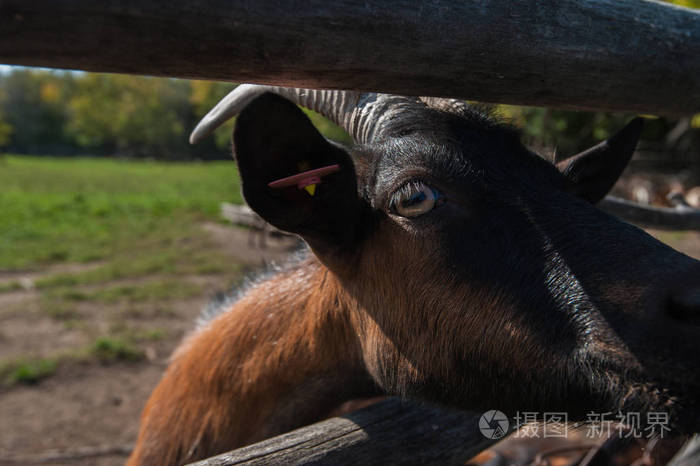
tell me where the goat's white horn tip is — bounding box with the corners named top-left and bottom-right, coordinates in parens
top-left (189, 127), bottom-right (206, 145)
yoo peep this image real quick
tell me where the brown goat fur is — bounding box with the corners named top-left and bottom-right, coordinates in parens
top-left (128, 258), bottom-right (383, 465)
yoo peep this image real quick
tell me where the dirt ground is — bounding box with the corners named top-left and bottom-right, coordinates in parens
top-left (0, 224), bottom-right (299, 466)
top-left (0, 225), bottom-right (698, 466)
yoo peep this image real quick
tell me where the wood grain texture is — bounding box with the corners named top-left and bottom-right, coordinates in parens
top-left (187, 398), bottom-right (495, 465)
top-left (0, 0), bottom-right (698, 115)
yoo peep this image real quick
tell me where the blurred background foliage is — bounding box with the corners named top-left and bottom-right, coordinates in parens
top-left (670, 0), bottom-right (700, 7)
top-left (0, 71), bottom-right (352, 160)
top-left (487, 0), bottom-right (700, 167)
top-left (0, 67), bottom-right (697, 165)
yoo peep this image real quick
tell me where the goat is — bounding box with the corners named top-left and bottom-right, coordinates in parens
top-left (128, 85), bottom-right (700, 465)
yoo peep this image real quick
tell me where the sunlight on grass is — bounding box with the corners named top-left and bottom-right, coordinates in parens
top-left (0, 156), bottom-right (243, 269)
top-left (0, 155), bottom-right (254, 387)
top-left (0, 328), bottom-right (170, 386)
top-left (34, 235), bottom-right (242, 290)
top-left (80, 279), bottom-right (203, 303)
top-left (35, 253), bottom-right (178, 288)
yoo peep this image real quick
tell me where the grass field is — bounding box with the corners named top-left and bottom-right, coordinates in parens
top-left (0, 155), bottom-right (242, 268)
top-left (0, 155), bottom-right (304, 463)
top-left (0, 155), bottom-right (255, 386)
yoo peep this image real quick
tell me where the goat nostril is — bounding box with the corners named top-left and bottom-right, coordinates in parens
top-left (668, 288), bottom-right (700, 325)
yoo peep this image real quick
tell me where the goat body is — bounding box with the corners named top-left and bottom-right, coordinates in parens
top-left (129, 86), bottom-right (700, 465)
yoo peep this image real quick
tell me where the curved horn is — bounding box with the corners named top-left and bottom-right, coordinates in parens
top-left (419, 96), bottom-right (471, 116)
top-left (189, 84), bottom-right (423, 145)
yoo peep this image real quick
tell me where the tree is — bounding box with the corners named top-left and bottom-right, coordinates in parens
top-left (0, 89), bottom-right (12, 148)
top-left (67, 74), bottom-right (192, 158)
top-left (0, 69), bottom-right (72, 154)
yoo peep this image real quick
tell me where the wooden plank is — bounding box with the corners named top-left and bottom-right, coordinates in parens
top-left (0, 1), bottom-right (699, 115)
top-left (187, 398), bottom-right (496, 465)
top-left (599, 196), bottom-right (700, 231)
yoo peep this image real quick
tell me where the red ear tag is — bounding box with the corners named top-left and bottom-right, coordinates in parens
top-left (267, 164), bottom-right (341, 196)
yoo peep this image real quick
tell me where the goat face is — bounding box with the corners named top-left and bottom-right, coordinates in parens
top-left (196, 87), bottom-right (700, 433)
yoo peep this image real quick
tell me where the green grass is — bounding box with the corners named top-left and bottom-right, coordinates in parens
top-left (89, 336), bottom-right (144, 363)
top-left (0, 155), bottom-right (251, 386)
top-left (40, 278), bottom-right (206, 320)
top-left (56, 279), bottom-right (203, 304)
top-left (0, 357), bottom-right (58, 385)
top-left (139, 328), bottom-right (166, 341)
top-left (35, 254), bottom-right (177, 288)
top-left (107, 322), bottom-right (167, 342)
top-left (0, 280), bottom-right (22, 293)
top-left (41, 299), bottom-right (82, 320)
top-left (0, 155), bottom-right (242, 269)
top-left (0, 333), bottom-right (155, 386)
top-left (34, 240), bottom-right (241, 290)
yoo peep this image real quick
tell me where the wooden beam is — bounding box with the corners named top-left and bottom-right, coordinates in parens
top-left (187, 398), bottom-right (496, 465)
top-left (0, 1), bottom-right (699, 116)
top-left (600, 196), bottom-right (700, 231)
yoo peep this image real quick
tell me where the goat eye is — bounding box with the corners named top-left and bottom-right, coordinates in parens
top-left (391, 182), bottom-right (445, 217)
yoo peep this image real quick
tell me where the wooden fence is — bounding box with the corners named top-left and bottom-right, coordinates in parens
top-left (189, 398), bottom-right (493, 466)
top-left (1, 0), bottom-right (699, 115)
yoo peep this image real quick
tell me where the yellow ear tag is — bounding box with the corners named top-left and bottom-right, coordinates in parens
top-left (303, 184), bottom-right (317, 196)
top-left (297, 161), bottom-right (317, 196)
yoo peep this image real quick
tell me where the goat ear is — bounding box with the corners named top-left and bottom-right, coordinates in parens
top-left (233, 93), bottom-right (364, 253)
top-left (557, 118), bottom-right (644, 204)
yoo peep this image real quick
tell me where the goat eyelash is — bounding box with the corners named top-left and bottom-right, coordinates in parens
top-left (389, 180), bottom-right (446, 215)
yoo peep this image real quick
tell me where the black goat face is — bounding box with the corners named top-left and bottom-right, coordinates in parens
top-left (214, 89), bottom-right (700, 434)
top-left (349, 112), bottom-right (700, 434)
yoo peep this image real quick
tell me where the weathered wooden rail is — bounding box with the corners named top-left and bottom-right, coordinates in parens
top-left (601, 196), bottom-right (700, 230)
top-left (1, 0), bottom-right (699, 116)
top-left (187, 398), bottom-right (494, 466)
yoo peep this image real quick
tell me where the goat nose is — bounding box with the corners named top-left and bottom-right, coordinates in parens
top-left (668, 287), bottom-right (700, 325)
